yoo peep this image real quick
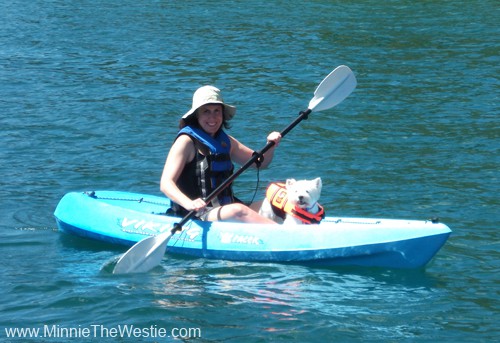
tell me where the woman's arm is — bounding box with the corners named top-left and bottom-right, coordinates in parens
top-left (229, 132), bottom-right (281, 169)
top-left (160, 135), bottom-right (207, 211)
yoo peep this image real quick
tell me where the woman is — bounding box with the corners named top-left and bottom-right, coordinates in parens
top-left (160, 85), bottom-right (281, 223)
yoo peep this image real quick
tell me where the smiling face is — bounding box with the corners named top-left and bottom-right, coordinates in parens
top-left (196, 104), bottom-right (224, 136)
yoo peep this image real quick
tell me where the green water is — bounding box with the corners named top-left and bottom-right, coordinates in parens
top-left (1, 0), bottom-right (498, 341)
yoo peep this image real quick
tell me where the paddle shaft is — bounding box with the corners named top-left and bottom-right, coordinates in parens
top-left (171, 108), bottom-right (313, 233)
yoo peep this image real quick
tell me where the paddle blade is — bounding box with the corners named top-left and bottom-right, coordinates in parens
top-left (308, 65), bottom-right (357, 112)
top-left (112, 231), bottom-right (172, 274)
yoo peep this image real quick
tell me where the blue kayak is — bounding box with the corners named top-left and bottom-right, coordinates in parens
top-left (53, 191), bottom-right (451, 269)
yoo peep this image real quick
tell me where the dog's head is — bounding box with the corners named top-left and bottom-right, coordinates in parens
top-left (285, 177), bottom-right (322, 209)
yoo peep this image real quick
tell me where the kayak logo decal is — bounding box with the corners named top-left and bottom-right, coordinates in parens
top-left (220, 232), bottom-right (262, 245)
top-left (119, 217), bottom-right (171, 235)
top-left (182, 227), bottom-right (201, 242)
top-left (118, 218), bottom-right (261, 245)
top-left (119, 218), bottom-right (202, 242)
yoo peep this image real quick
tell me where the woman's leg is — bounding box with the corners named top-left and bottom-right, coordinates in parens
top-left (205, 203), bottom-right (276, 224)
top-left (249, 199), bottom-right (263, 212)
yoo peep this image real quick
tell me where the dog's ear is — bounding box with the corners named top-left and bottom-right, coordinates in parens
top-left (314, 177), bottom-right (322, 191)
top-left (286, 179), bottom-right (296, 187)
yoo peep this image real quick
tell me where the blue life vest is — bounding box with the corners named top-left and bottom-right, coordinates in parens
top-left (171, 126), bottom-right (235, 215)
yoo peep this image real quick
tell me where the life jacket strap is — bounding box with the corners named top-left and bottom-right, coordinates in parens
top-left (290, 205), bottom-right (325, 224)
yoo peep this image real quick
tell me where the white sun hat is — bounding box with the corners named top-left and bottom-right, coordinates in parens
top-left (182, 86), bottom-right (236, 121)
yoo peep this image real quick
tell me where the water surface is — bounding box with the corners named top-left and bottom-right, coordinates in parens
top-left (1, 1), bottom-right (498, 342)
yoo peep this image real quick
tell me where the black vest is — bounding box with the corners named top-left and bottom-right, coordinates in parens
top-left (171, 126), bottom-right (235, 215)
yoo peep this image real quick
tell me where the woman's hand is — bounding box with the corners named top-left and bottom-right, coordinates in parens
top-left (185, 198), bottom-right (208, 212)
top-left (266, 131), bottom-right (281, 146)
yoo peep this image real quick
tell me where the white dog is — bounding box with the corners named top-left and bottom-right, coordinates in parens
top-left (259, 178), bottom-right (324, 225)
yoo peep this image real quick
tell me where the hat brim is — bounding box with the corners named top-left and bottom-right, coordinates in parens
top-left (182, 102), bottom-right (236, 121)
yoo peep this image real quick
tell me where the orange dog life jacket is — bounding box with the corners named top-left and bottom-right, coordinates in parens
top-left (265, 182), bottom-right (325, 224)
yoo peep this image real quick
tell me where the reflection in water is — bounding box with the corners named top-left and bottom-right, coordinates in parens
top-left (142, 258), bottom-right (443, 335)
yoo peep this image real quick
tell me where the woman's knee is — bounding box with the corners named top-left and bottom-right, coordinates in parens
top-left (228, 203), bottom-right (251, 218)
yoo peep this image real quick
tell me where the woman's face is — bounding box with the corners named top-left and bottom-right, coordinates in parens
top-left (197, 104), bottom-right (223, 136)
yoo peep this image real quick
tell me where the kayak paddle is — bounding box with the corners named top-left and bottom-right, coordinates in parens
top-left (112, 65), bottom-right (357, 274)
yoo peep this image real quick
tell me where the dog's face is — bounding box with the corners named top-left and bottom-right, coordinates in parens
top-left (285, 177), bottom-right (322, 209)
